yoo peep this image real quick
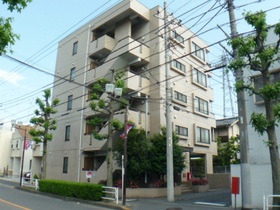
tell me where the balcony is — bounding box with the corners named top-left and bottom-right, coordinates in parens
top-left (126, 71), bottom-right (150, 95)
top-left (32, 143), bottom-right (43, 157)
top-left (114, 108), bottom-right (147, 130)
top-left (113, 37), bottom-right (150, 64)
top-left (88, 35), bottom-right (116, 60)
top-left (83, 125), bottom-right (108, 152)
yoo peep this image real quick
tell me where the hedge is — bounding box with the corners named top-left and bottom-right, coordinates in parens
top-left (39, 180), bottom-right (103, 201)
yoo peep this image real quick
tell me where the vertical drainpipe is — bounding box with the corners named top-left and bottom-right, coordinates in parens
top-left (78, 24), bottom-right (91, 182)
top-left (145, 95), bottom-right (149, 138)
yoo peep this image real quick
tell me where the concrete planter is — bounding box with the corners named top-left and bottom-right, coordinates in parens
top-left (192, 184), bottom-right (209, 193)
top-left (125, 186), bottom-right (181, 198)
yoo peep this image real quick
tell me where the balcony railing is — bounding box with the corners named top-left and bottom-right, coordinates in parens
top-left (88, 35), bottom-right (116, 59)
top-left (126, 71), bottom-right (150, 95)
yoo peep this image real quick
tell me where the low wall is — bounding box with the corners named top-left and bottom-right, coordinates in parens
top-left (207, 173), bottom-right (230, 189)
top-left (126, 186), bottom-right (181, 198)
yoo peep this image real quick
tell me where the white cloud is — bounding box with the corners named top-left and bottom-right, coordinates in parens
top-left (0, 69), bottom-right (24, 85)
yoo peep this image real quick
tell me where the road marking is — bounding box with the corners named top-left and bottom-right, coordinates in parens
top-left (194, 201), bottom-right (226, 207)
top-left (0, 198), bottom-right (31, 210)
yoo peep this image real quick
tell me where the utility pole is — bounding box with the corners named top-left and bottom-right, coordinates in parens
top-left (19, 128), bottom-right (27, 187)
top-left (164, 1), bottom-right (174, 202)
top-left (227, 0), bottom-right (252, 208)
top-left (122, 105), bottom-right (128, 205)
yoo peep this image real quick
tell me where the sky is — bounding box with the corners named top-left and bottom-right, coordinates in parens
top-left (0, 0), bottom-right (280, 126)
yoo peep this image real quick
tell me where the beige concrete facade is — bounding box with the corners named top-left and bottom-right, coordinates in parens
top-left (0, 122), bottom-right (12, 176)
top-left (48, 0), bottom-right (217, 183)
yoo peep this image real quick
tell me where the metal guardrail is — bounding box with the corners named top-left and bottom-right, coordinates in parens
top-left (263, 195), bottom-right (280, 210)
top-left (22, 177), bottom-right (39, 190)
top-left (102, 186), bottom-right (118, 204)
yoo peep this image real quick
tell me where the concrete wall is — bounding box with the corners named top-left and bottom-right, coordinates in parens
top-left (231, 164), bottom-right (272, 208)
top-left (126, 186), bottom-right (181, 198)
top-left (207, 173), bottom-right (230, 189)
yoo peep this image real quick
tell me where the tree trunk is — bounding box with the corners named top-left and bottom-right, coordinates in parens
top-left (42, 141), bottom-right (47, 179)
top-left (265, 98), bottom-right (280, 206)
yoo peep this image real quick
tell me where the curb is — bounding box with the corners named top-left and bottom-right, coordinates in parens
top-left (18, 186), bottom-right (131, 210)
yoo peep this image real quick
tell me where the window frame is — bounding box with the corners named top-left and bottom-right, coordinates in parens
top-left (195, 96), bottom-right (209, 115)
top-left (192, 42), bottom-right (205, 62)
top-left (65, 125), bottom-right (71, 141)
top-left (193, 68), bottom-right (207, 88)
top-left (70, 67), bottom-right (76, 81)
top-left (72, 41), bottom-right (78, 55)
top-left (172, 59), bottom-right (186, 73)
top-left (175, 125), bottom-right (188, 137)
top-left (63, 157), bottom-right (68, 173)
top-left (196, 126), bottom-right (210, 144)
top-left (174, 90), bottom-right (187, 104)
top-left (171, 31), bottom-right (184, 45)
top-left (253, 71), bottom-right (280, 103)
top-left (67, 95), bottom-right (73, 111)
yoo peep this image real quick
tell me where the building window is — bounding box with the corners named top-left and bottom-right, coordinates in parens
top-left (174, 91), bottom-right (187, 103)
top-left (84, 157), bottom-right (94, 170)
top-left (254, 71), bottom-right (280, 103)
top-left (195, 96), bottom-right (209, 115)
top-left (90, 61), bottom-right (98, 70)
top-left (63, 157), bottom-right (68, 173)
top-left (196, 126), bottom-right (210, 144)
top-left (85, 123), bottom-right (94, 135)
top-left (70, 67), bottom-right (76, 81)
top-left (65, 125), bottom-right (71, 141)
top-left (175, 125), bottom-right (188, 136)
top-left (193, 68), bottom-right (207, 87)
top-left (72, 41), bottom-right (78, 55)
top-left (172, 59), bottom-right (186, 73)
top-left (192, 42), bottom-right (205, 61)
top-left (172, 31), bottom-right (184, 44)
top-left (67, 95), bottom-right (73, 110)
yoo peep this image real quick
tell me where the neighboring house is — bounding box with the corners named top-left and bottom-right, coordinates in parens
top-left (215, 117), bottom-right (239, 143)
top-left (9, 124), bottom-right (34, 179)
top-left (0, 121), bottom-right (13, 176)
top-left (48, 0), bottom-right (216, 183)
top-left (231, 29), bottom-right (280, 208)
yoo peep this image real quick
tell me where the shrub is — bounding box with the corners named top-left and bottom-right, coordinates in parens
top-left (150, 179), bottom-right (166, 188)
top-left (39, 180), bottom-right (102, 201)
top-left (190, 178), bottom-right (208, 185)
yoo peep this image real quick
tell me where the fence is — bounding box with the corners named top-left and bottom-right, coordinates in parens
top-left (22, 177), bottom-right (39, 190)
top-left (263, 195), bottom-right (280, 210)
top-left (102, 186), bottom-right (119, 204)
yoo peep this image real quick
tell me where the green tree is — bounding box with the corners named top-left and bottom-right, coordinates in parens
top-left (228, 11), bottom-right (280, 202)
top-left (29, 89), bottom-right (59, 179)
top-left (115, 127), bottom-right (150, 183)
top-left (0, 0), bottom-right (32, 54)
top-left (87, 70), bottom-right (126, 186)
top-left (214, 136), bottom-right (240, 167)
top-left (149, 128), bottom-right (185, 177)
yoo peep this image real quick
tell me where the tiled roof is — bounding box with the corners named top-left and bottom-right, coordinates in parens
top-left (216, 117), bottom-right (239, 127)
top-left (15, 125), bottom-right (34, 140)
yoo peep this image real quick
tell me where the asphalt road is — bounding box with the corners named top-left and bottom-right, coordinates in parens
top-left (0, 181), bottom-right (114, 210)
top-left (0, 178), bottom-right (235, 210)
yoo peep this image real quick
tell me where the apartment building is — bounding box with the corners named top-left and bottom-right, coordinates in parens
top-left (48, 0), bottom-right (217, 183)
top-left (9, 124), bottom-right (34, 178)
